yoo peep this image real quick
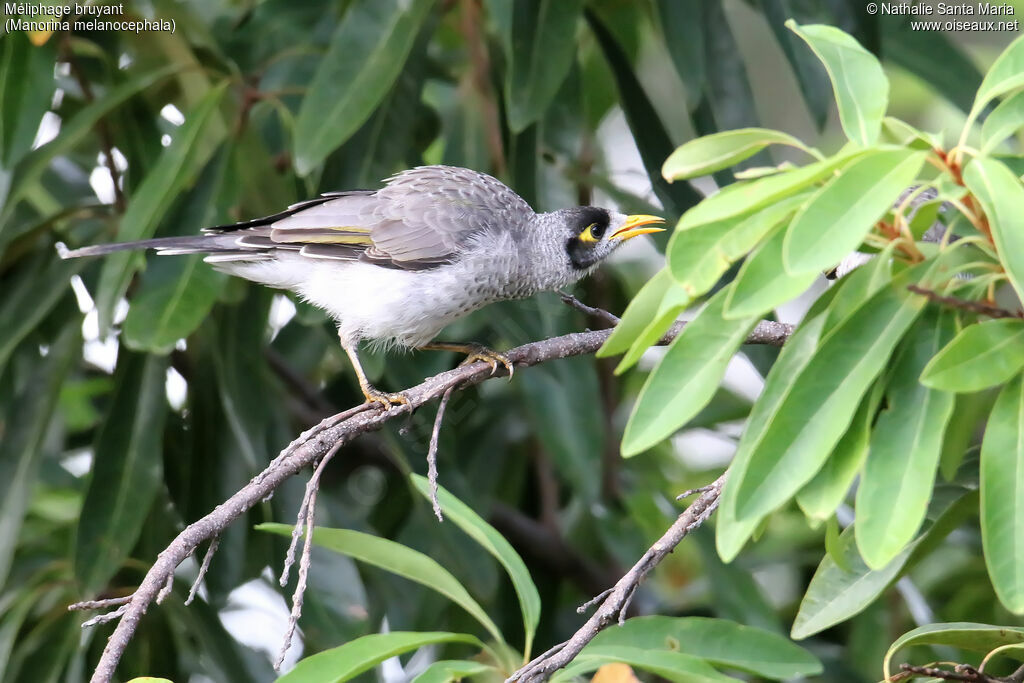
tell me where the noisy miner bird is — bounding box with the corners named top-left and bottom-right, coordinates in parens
top-left (60, 165), bottom-right (664, 408)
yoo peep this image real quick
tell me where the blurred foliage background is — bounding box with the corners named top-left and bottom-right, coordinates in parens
top-left (0, 0), bottom-right (1022, 681)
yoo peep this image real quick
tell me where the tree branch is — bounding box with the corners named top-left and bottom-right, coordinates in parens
top-left (507, 474), bottom-right (726, 683)
top-left (83, 320), bottom-right (789, 683)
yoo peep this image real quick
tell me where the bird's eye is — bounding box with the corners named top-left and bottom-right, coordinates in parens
top-left (580, 223), bottom-right (605, 243)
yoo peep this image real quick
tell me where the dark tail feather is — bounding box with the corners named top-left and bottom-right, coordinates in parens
top-left (56, 235), bottom-right (225, 259)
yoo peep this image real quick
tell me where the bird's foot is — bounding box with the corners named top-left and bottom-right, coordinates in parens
top-left (362, 385), bottom-right (411, 411)
top-left (458, 344), bottom-right (515, 379)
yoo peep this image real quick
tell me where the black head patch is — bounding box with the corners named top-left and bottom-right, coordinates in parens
top-left (566, 207), bottom-right (611, 270)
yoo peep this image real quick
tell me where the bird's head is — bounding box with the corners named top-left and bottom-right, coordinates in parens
top-left (550, 206), bottom-right (665, 273)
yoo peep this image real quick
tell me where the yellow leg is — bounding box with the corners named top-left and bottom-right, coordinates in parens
top-left (420, 342), bottom-right (515, 379)
top-left (339, 335), bottom-right (410, 410)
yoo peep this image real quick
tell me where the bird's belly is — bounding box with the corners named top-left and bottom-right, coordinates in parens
top-left (297, 259), bottom-right (508, 348)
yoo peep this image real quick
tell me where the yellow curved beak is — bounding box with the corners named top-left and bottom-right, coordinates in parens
top-left (611, 214), bottom-right (666, 242)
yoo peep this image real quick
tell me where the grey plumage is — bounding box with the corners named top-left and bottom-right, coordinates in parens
top-left (59, 165), bottom-right (664, 406)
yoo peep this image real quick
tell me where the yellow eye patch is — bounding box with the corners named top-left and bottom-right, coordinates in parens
top-left (578, 223), bottom-right (600, 243)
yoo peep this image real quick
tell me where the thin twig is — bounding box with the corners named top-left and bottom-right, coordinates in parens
top-left (83, 321), bottom-right (789, 683)
top-left (576, 588), bottom-right (613, 615)
top-left (185, 536), bottom-right (220, 606)
top-left (69, 596), bottom-right (132, 612)
top-left (82, 605), bottom-right (129, 628)
top-left (508, 473), bottom-right (727, 683)
top-left (155, 573), bottom-right (174, 605)
top-left (427, 387), bottom-right (456, 522)
top-left (908, 284), bottom-right (1023, 319)
top-left (275, 441), bottom-right (343, 670)
top-left (558, 291), bottom-right (621, 328)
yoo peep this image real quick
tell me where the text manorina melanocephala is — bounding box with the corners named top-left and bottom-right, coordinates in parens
top-left (59, 165), bottom-right (664, 408)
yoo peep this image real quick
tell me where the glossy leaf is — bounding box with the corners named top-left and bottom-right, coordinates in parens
top-left (962, 157), bottom-right (1024, 302)
top-left (257, 524), bottom-right (504, 644)
top-left (586, 10), bottom-right (702, 216)
top-left (793, 489), bottom-right (976, 639)
top-left (411, 660), bottom-right (494, 683)
top-left (920, 319), bottom-right (1024, 393)
top-left (723, 221), bottom-right (817, 320)
top-left (668, 193), bottom-right (807, 296)
top-left (75, 352), bottom-right (169, 594)
top-left (855, 311), bottom-right (956, 569)
top-left (622, 287), bottom-right (758, 456)
top-left (598, 269), bottom-right (673, 357)
top-left (410, 475), bottom-right (540, 657)
top-left (506, 0), bottom-right (584, 132)
top-left (786, 21), bottom-right (888, 146)
top-left (94, 85), bottom-right (228, 332)
top-left (0, 327), bottom-right (77, 588)
top-left (721, 263), bottom-right (936, 548)
top-left (278, 632), bottom-right (481, 683)
top-left (555, 648), bottom-right (736, 683)
top-left (122, 255), bottom-right (225, 354)
top-left (586, 616), bottom-right (822, 679)
top-left (293, 0), bottom-right (436, 174)
top-left (613, 283), bottom-right (692, 374)
top-left (679, 149), bottom-right (864, 230)
top-left (981, 90), bottom-right (1024, 154)
top-left (884, 623), bottom-right (1024, 679)
top-left (717, 288), bottom-right (841, 559)
top-left (0, 63), bottom-right (178, 227)
top-left (783, 149), bottom-right (925, 274)
top-left (662, 129), bottom-right (815, 181)
top-left (980, 373), bottom-right (1024, 613)
top-left (796, 380), bottom-right (882, 524)
top-left (970, 33), bottom-right (1024, 117)
top-left (0, 32), bottom-right (56, 169)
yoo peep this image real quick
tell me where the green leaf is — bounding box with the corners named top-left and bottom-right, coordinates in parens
top-left (882, 19), bottom-right (981, 115)
top-left (94, 84), bottom-right (228, 332)
top-left (411, 660), bottom-right (494, 683)
top-left (796, 380), bottom-right (883, 524)
top-left (277, 632), bottom-right (481, 683)
top-left (884, 623), bottom-right (1024, 680)
top-left (668, 193), bottom-right (808, 297)
top-left (981, 90), bottom-right (1024, 154)
top-left (793, 489), bottom-right (976, 639)
top-left (962, 156), bottom-right (1024, 303)
top-left (293, 0), bottom-right (436, 174)
top-left (786, 21), bottom-right (888, 146)
top-left (970, 33), bottom-right (1024, 118)
top-left (598, 268), bottom-right (673, 357)
top-left (717, 288), bottom-right (842, 559)
top-left (121, 255), bottom-right (225, 354)
top-left (75, 352), bottom-right (168, 594)
top-left (0, 326), bottom-right (78, 588)
top-left (0, 32), bottom-right (56, 169)
top-left (679, 148), bottom-right (865, 230)
top-left (920, 319), bottom-right (1024, 393)
top-left (622, 287), bottom-right (758, 456)
top-left (783, 149), bottom-right (926, 274)
top-left (721, 261), bottom-right (940, 548)
top-left (662, 129), bottom-right (817, 182)
top-left (555, 647), bottom-right (737, 683)
top-left (584, 616), bottom-right (822, 679)
top-left (980, 373), bottom-right (1024, 613)
top-left (614, 283), bottom-right (691, 373)
top-left (410, 475), bottom-right (540, 657)
top-left (0, 63), bottom-right (178, 228)
top-left (257, 524), bottom-right (504, 644)
top-left (505, 0), bottom-right (583, 132)
top-left (723, 220), bottom-right (817, 320)
top-left (0, 252), bottom-right (84, 372)
top-left (586, 10), bottom-right (702, 216)
top-left (654, 0), bottom-right (704, 98)
top-left (855, 310), bottom-right (956, 569)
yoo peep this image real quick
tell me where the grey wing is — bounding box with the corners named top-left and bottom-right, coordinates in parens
top-left (268, 165), bottom-right (534, 268)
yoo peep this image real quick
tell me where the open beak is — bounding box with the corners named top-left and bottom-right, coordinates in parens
top-left (610, 214), bottom-right (666, 242)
